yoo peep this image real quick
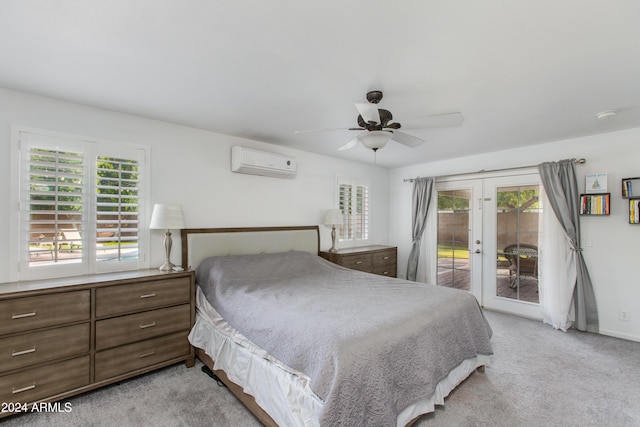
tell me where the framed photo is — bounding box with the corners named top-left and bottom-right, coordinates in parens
top-left (585, 173), bottom-right (607, 194)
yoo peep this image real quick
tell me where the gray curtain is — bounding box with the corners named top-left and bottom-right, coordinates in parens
top-left (406, 177), bottom-right (435, 281)
top-left (538, 160), bottom-right (599, 332)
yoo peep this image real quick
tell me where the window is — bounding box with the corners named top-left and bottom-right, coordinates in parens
top-left (15, 130), bottom-right (149, 280)
top-left (96, 156), bottom-right (141, 262)
top-left (337, 178), bottom-right (369, 242)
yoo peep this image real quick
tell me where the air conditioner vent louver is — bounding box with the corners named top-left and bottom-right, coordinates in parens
top-left (231, 146), bottom-right (297, 179)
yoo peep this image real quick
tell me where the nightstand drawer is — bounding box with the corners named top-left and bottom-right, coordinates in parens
top-left (0, 356), bottom-right (89, 405)
top-left (339, 254), bottom-right (373, 272)
top-left (95, 332), bottom-right (190, 381)
top-left (0, 323), bottom-right (89, 373)
top-left (96, 304), bottom-right (191, 350)
top-left (95, 277), bottom-right (191, 317)
top-left (0, 291), bottom-right (90, 336)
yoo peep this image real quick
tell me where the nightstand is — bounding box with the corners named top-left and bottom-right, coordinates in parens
top-left (319, 245), bottom-right (397, 277)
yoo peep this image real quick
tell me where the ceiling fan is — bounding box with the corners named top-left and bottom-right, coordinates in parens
top-left (295, 90), bottom-right (464, 152)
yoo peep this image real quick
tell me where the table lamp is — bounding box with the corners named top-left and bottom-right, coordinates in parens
top-left (324, 209), bottom-right (344, 253)
top-left (149, 204), bottom-right (185, 271)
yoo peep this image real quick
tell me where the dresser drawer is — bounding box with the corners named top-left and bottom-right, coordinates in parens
top-left (96, 304), bottom-right (191, 350)
top-left (338, 254), bottom-right (373, 272)
top-left (95, 276), bottom-right (191, 318)
top-left (372, 263), bottom-right (396, 277)
top-left (372, 249), bottom-right (397, 277)
top-left (95, 332), bottom-right (190, 381)
top-left (0, 323), bottom-right (89, 374)
top-left (372, 249), bottom-right (396, 265)
top-left (0, 291), bottom-right (90, 336)
top-left (0, 356), bottom-right (90, 405)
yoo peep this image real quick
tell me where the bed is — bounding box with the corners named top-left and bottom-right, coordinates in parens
top-left (182, 226), bottom-right (493, 426)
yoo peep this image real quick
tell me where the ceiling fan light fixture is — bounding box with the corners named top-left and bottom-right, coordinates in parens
top-left (359, 130), bottom-right (393, 151)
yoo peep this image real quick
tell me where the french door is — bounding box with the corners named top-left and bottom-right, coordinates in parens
top-left (436, 180), bottom-right (483, 302)
top-left (436, 173), bottom-right (542, 318)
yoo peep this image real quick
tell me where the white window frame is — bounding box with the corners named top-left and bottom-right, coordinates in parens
top-left (10, 127), bottom-right (151, 281)
top-left (336, 177), bottom-right (370, 245)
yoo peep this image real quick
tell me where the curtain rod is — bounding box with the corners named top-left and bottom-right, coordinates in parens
top-left (403, 158), bottom-right (586, 183)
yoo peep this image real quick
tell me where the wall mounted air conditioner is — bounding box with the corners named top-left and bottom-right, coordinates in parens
top-left (231, 146), bottom-right (297, 179)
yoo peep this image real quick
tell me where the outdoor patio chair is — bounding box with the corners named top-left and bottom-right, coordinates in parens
top-left (61, 230), bottom-right (82, 252)
top-left (503, 243), bottom-right (538, 288)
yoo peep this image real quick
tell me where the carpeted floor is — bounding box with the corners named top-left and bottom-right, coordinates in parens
top-left (3, 310), bottom-right (640, 427)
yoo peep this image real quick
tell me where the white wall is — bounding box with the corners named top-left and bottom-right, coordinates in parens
top-left (389, 128), bottom-right (640, 342)
top-left (0, 88), bottom-right (389, 282)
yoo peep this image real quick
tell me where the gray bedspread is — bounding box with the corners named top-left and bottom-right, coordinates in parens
top-left (196, 251), bottom-right (493, 426)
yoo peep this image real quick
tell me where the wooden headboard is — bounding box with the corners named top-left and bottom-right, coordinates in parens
top-left (180, 225), bottom-right (320, 270)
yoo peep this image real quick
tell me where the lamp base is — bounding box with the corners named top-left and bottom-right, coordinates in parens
top-left (158, 260), bottom-right (175, 271)
top-left (329, 225), bottom-right (338, 253)
top-left (159, 229), bottom-right (175, 271)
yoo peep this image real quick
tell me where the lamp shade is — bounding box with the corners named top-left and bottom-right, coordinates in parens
top-left (359, 130), bottom-right (392, 150)
top-left (149, 204), bottom-right (185, 229)
top-left (324, 209), bottom-right (344, 226)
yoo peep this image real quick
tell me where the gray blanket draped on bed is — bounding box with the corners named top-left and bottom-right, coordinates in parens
top-left (196, 251), bottom-right (493, 426)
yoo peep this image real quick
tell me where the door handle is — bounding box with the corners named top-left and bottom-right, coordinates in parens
top-left (474, 249), bottom-right (481, 254)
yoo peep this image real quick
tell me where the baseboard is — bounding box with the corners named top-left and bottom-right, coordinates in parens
top-left (598, 328), bottom-right (640, 343)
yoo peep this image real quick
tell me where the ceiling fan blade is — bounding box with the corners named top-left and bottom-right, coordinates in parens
top-left (391, 131), bottom-right (425, 148)
top-left (404, 112), bottom-right (464, 128)
top-left (355, 103), bottom-right (380, 124)
top-left (384, 121), bottom-right (401, 130)
top-left (338, 136), bottom-right (361, 151)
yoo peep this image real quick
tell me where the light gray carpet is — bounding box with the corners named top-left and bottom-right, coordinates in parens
top-left (4, 310), bottom-right (640, 427)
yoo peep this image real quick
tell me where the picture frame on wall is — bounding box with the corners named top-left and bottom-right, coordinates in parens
top-left (585, 173), bottom-right (608, 194)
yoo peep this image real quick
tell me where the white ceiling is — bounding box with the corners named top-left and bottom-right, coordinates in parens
top-left (1, 1), bottom-right (639, 168)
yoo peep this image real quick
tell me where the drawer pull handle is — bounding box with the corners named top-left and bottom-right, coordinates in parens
top-left (139, 293), bottom-right (156, 299)
top-left (12, 312), bottom-right (36, 319)
top-left (12, 384), bottom-right (36, 394)
top-left (355, 261), bottom-right (362, 265)
top-left (139, 322), bottom-right (157, 329)
top-left (139, 351), bottom-right (156, 358)
top-left (383, 271), bottom-right (389, 275)
top-left (383, 256), bottom-right (390, 260)
top-left (12, 347), bottom-right (36, 357)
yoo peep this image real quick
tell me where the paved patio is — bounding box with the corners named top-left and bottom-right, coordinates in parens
top-left (437, 257), bottom-right (539, 304)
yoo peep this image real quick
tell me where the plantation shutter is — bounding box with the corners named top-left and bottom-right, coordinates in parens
top-left (27, 144), bottom-right (85, 266)
top-left (338, 179), bottom-right (369, 241)
top-left (18, 130), bottom-right (148, 280)
top-left (96, 156), bottom-right (140, 262)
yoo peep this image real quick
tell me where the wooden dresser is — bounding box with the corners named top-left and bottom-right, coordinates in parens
top-left (0, 269), bottom-right (195, 418)
top-left (319, 245), bottom-right (397, 277)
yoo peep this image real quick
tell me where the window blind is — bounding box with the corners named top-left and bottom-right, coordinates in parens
top-left (96, 156), bottom-right (140, 262)
top-left (338, 180), bottom-right (369, 241)
top-left (18, 130), bottom-right (148, 280)
top-left (28, 146), bottom-right (84, 266)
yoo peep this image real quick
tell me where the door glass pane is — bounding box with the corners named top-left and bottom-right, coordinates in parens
top-left (437, 189), bottom-right (471, 291)
top-left (496, 185), bottom-right (540, 303)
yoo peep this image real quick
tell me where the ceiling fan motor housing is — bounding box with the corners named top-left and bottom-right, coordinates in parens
top-left (366, 90), bottom-right (383, 104)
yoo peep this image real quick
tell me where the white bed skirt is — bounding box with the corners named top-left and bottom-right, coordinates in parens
top-left (188, 287), bottom-right (491, 427)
